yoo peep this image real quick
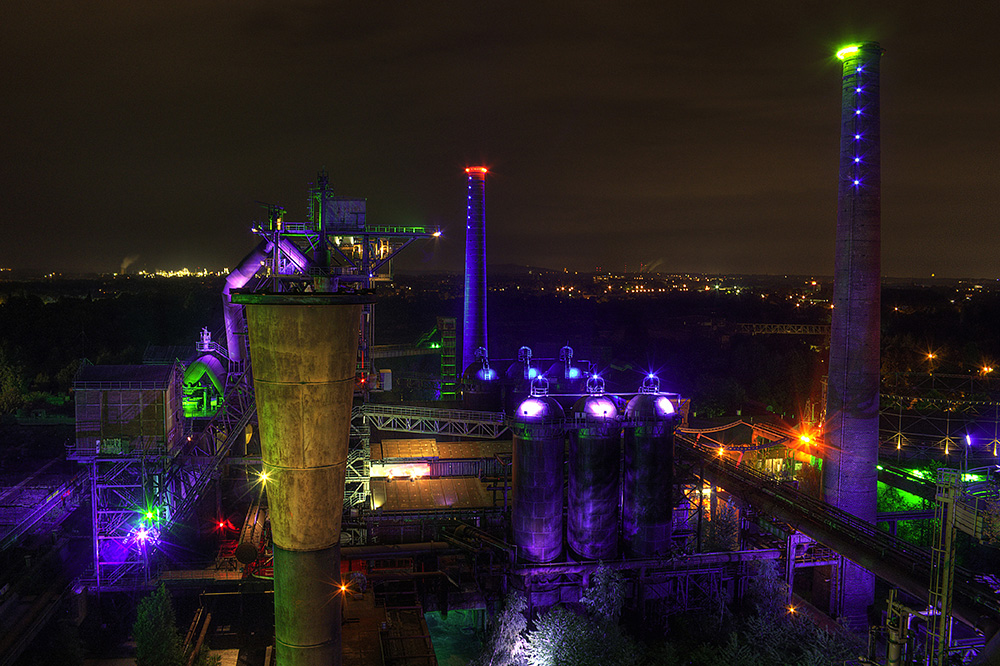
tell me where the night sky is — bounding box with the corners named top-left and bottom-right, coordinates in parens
top-left (2, 2), bottom-right (997, 278)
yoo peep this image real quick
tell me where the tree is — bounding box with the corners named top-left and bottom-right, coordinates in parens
top-left (473, 592), bottom-right (528, 666)
top-left (0, 344), bottom-right (25, 415)
top-left (703, 503), bottom-right (739, 553)
top-left (580, 565), bottom-right (626, 624)
top-left (133, 584), bottom-right (184, 666)
top-left (524, 605), bottom-right (639, 666)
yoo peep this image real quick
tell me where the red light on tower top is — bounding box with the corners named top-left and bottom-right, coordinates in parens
top-left (465, 166), bottom-right (488, 178)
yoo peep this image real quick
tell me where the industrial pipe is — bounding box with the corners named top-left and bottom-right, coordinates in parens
top-left (223, 239), bottom-right (312, 364)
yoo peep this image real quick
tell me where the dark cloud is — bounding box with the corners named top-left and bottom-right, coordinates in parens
top-left (1, 1), bottom-right (998, 276)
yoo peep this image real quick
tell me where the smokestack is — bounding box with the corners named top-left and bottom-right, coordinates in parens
top-left (462, 166), bottom-right (488, 373)
top-left (823, 41), bottom-right (883, 624)
top-left (233, 291), bottom-right (369, 666)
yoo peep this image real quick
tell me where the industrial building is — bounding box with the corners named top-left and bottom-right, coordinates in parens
top-left (3, 42), bottom-right (1000, 666)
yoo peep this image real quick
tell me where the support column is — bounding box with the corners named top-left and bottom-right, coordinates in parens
top-left (235, 292), bottom-right (370, 666)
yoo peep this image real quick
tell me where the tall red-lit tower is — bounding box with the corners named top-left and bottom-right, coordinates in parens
top-left (462, 166), bottom-right (488, 373)
top-left (824, 41), bottom-right (883, 624)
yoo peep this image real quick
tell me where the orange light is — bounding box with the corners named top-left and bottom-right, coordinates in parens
top-left (799, 433), bottom-right (812, 445)
top-left (465, 166), bottom-right (488, 175)
top-left (787, 604), bottom-right (797, 614)
top-left (718, 446), bottom-right (724, 456)
top-left (387, 464), bottom-right (431, 481)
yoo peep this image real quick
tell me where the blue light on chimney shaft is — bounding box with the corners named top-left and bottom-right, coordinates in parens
top-left (462, 167), bottom-right (488, 373)
top-left (825, 40), bottom-right (883, 622)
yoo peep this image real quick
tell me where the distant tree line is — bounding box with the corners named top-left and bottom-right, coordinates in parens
top-left (0, 278), bottom-right (221, 415)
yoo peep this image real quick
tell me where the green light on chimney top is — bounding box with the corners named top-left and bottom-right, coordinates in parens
top-left (836, 45), bottom-right (861, 60)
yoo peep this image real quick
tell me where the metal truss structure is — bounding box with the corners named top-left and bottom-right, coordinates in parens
top-left (345, 405), bottom-right (372, 511)
top-left (738, 323), bottom-right (830, 336)
top-left (72, 362), bottom-right (259, 591)
top-left (254, 172), bottom-right (439, 379)
top-left (515, 550), bottom-right (780, 618)
top-left (362, 404), bottom-right (509, 439)
top-left (880, 373), bottom-right (1000, 463)
top-left (0, 466), bottom-right (86, 552)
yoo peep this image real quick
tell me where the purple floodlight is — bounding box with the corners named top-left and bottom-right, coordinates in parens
top-left (584, 397), bottom-right (618, 419)
top-left (655, 396), bottom-right (676, 416)
top-left (130, 525), bottom-right (160, 547)
top-left (519, 398), bottom-right (547, 419)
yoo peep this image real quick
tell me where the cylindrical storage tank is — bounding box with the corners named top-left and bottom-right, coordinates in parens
top-left (568, 393), bottom-right (620, 560)
top-left (502, 346), bottom-right (539, 415)
top-left (623, 386), bottom-right (678, 557)
top-left (233, 291), bottom-right (370, 666)
top-left (512, 387), bottom-right (565, 563)
top-left (462, 358), bottom-right (502, 411)
top-left (546, 346), bottom-right (585, 397)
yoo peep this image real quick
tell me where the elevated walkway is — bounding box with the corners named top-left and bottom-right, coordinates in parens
top-left (676, 434), bottom-right (1000, 639)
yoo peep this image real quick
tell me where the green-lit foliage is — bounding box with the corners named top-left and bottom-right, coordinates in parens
top-left (877, 481), bottom-right (934, 547)
top-left (669, 559), bottom-right (861, 666)
top-left (0, 343), bottom-right (25, 415)
top-left (133, 584), bottom-right (184, 666)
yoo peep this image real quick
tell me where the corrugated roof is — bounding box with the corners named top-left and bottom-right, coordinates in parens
top-left (370, 477), bottom-right (495, 512)
top-left (74, 364), bottom-right (177, 389)
top-left (372, 438), bottom-right (512, 461)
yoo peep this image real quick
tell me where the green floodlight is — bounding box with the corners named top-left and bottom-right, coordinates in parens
top-left (836, 45), bottom-right (861, 61)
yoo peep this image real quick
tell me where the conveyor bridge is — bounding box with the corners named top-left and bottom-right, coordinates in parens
top-left (676, 434), bottom-right (1000, 640)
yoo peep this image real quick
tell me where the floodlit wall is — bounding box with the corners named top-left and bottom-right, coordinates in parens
top-left (74, 367), bottom-right (183, 456)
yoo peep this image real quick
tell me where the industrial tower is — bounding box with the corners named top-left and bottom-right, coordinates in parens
top-left (462, 166), bottom-right (488, 372)
top-left (823, 41), bottom-right (883, 623)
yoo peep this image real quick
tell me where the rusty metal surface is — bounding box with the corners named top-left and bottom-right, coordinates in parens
top-left (373, 438), bottom-right (512, 461)
top-left (370, 477), bottom-right (494, 512)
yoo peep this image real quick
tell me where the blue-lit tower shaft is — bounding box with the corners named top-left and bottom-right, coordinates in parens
top-left (824, 42), bottom-right (882, 621)
top-left (462, 167), bottom-right (488, 373)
